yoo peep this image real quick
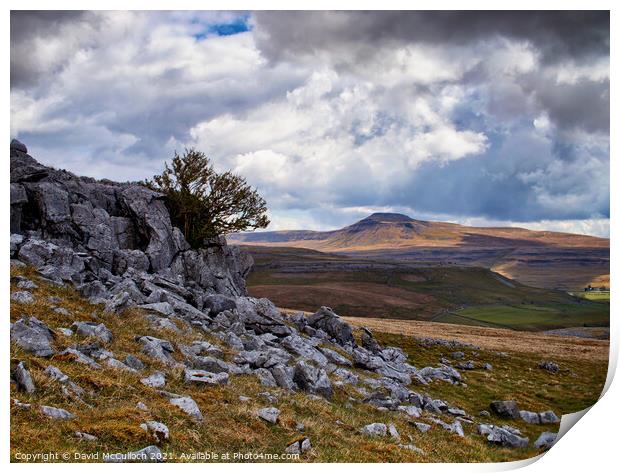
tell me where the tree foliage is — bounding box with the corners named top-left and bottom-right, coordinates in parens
top-left (145, 148), bottom-right (270, 248)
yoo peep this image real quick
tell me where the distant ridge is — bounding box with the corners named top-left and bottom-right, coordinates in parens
top-left (228, 212), bottom-right (609, 252)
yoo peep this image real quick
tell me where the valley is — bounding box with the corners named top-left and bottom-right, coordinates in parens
top-left (238, 245), bottom-right (609, 334)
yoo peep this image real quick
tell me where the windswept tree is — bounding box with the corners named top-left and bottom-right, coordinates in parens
top-left (146, 148), bottom-right (269, 248)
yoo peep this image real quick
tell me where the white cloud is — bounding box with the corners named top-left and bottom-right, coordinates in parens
top-left (10, 11), bottom-right (608, 237)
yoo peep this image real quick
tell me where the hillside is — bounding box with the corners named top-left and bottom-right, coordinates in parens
top-left (229, 213), bottom-right (609, 291)
top-left (241, 246), bottom-right (609, 332)
top-left (228, 212), bottom-right (609, 251)
top-left (10, 264), bottom-right (608, 463)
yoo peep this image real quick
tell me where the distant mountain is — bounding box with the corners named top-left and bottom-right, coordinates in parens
top-left (228, 212), bottom-right (609, 252)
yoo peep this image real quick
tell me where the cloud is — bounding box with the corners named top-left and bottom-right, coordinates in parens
top-left (253, 11), bottom-right (609, 66)
top-left (10, 11), bottom-right (609, 236)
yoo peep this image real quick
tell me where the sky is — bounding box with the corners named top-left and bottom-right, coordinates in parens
top-left (10, 11), bottom-right (610, 237)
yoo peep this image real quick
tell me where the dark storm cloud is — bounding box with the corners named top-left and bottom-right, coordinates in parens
top-left (527, 76), bottom-right (610, 133)
top-left (253, 11), bottom-right (609, 64)
top-left (10, 11), bottom-right (99, 87)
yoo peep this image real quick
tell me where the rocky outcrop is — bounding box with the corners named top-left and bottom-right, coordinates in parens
top-left (10, 140), bottom-right (252, 305)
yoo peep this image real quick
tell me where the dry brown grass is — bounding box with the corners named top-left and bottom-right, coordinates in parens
top-left (10, 267), bottom-right (608, 463)
top-left (343, 317), bottom-right (609, 362)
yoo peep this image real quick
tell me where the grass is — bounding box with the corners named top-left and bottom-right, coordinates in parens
top-left (10, 265), bottom-right (608, 463)
top-left (453, 304), bottom-right (609, 331)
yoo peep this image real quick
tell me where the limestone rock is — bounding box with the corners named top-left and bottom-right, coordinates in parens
top-left (140, 421), bottom-right (170, 443)
top-left (141, 372), bottom-right (167, 388)
top-left (40, 405), bottom-right (75, 420)
top-left (170, 396), bottom-right (203, 421)
top-left (285, 437), bottom-right (311, 455)
top-left (12, 361), bottom-right (36, 393)
top-left (360, 423), bottom-right (387, 437)
top-left (489, 400), bottom-right (520, 419)
top-left (10, 317), bottom-right (55, 357)
top-left (11, 291), bottom-right (35, 304)
top-left (258, 407), bottom-right (280, 424)
top-left (72, 321), bottom-right (113, 343)
top-left (307, 307), bottom-right (355, 346)
top-left (534, 432), bottom-right (557, 450)
top-left (293, 360), bottom-right (333, 399)
top-left (184, 369), bottom-right (229, 385)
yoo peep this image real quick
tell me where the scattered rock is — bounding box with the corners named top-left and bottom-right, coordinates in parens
top-left (44, 365), bottom-right (85, 397)
top-left (478, 424), bottom-right (529, 448)
top-left (184, 369), bottom-right (229, 385)
top-left (255, 368), bottom-right (277, 387)
top-left (140, 421), bottom-right (170, 443)
top-left (75, 432), bottom-right (98, 442)
top-left (539, 361), bottom-right (559, 373)
top-left (258, 407), bottom-right (280, 424)
top-left (72, 321), bottom-right (113, 343)
top-left (136, 336), bottom-right (177, 366)
top-left (398, 405), bottom-right (422, 418)
top-left (124, 355), bottom-right (145, 371)
top-left (399, 444), bottom-right (425, 454)
top-left (360, 423), bottom-right (387, 437)
top-left (12, 361), bottom-right (36, 393)
top-left (58, 348), bottom-right (101, 369)
top-left (16, 278), bottom-right (38, 290)
top-left (258, 392), bottom-right (278, 404)
top-left (520, 410), bottom-right (541, 424)
top-left (285, 437), bottom-right (311, 455)
top-left (388, 423), bottom-right (401, 441)
top-left (136, 402), bottom-right (149, 411)
top-left (489, 400), bottom-right (520, 419)
top-left (10, 317), bottom-right (55, 357)
top-left (13, 399), bottom-right (31, 410)
top-left (141, 371), bottom-right (167, 388)
top-left (414, 422), bottom-right (431, 433)
top-left (11, 291), bottom-right (35, 304)
top-left (40, 405), bottom-right (75, 420)
top-left (105, 358), bottom-right (138, 373)
top-left (170, 396), bottom-right (203, 422)
top-left (539, 410), bottom-right (560, 424)
top-left (456, 361), bottom-right (475, 370)
top-left (534, 432), bottom-right (557, 450)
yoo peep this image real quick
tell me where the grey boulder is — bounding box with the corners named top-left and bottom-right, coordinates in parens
top-left (12, 361), bottom-right (36, 393)
top-left (293, 360), bottom-right (333, 400)
top-left (72, 321), bottom-right (113, 343)
top-left (534, 432), bottom-right (558, 450)
top-left (489, 400), bottom-right (520, 419)
top-left (10, 317), bottom-right (55, 357)
top-left (258, 407), bottom-right (280, 424)
top-left (307, 307), bottom-right (355, 347)
top-left (360, 423), bottom-right (387, 437)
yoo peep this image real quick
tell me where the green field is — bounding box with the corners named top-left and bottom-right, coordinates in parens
top-left (440, 303), bottom-right (610, 331)
top-left (243, 246), bottom-right (609, 332)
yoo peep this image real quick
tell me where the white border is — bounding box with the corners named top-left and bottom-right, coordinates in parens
top-left (2, 2), bottom-right (616, 472)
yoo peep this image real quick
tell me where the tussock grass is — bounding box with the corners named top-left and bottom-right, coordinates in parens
top-left (10, 265), bottom-right (607, 463)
